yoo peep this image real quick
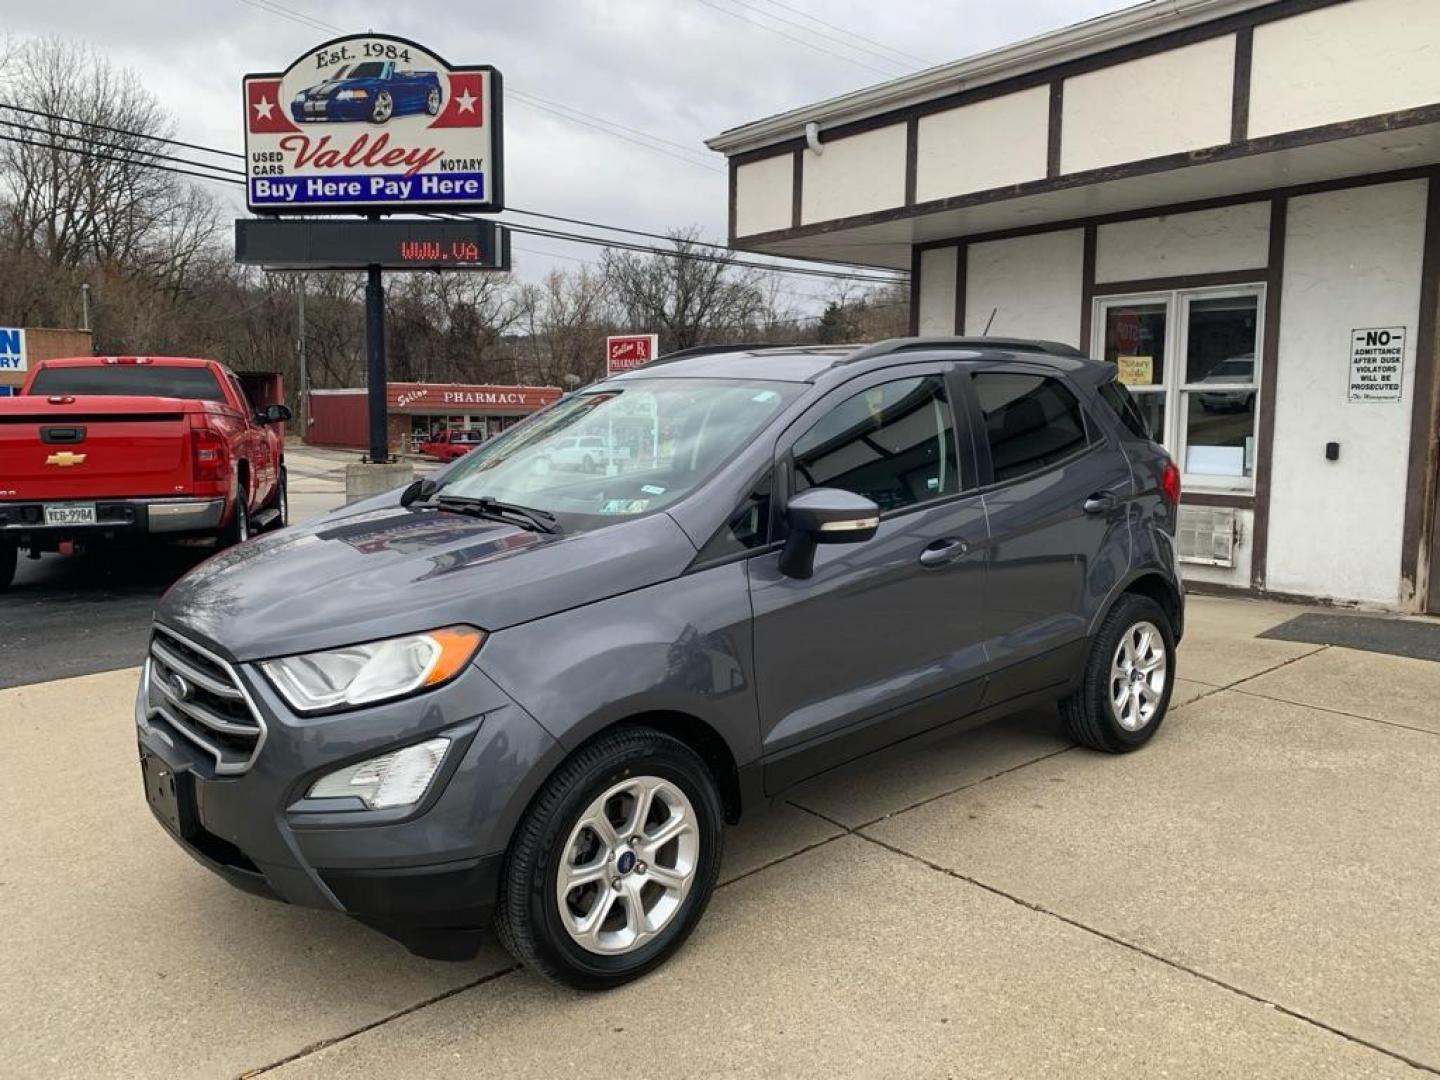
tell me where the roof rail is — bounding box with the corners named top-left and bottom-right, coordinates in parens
top-left (639, 342), bottom-right (795, 369)
top-left (843, 336), bottom-right (1088, 365)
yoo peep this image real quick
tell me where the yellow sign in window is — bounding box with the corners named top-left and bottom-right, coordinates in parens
top-left (1117, 355), bottom-right (1154, 387)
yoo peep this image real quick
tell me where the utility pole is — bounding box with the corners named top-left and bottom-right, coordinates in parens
top-left (297, 276), bottom-right (308, 437)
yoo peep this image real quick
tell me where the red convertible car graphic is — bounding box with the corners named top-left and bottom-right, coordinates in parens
top-left (291, 61), bottom-right (443, 125)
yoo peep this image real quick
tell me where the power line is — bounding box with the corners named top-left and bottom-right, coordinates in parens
top-left (754, 0), bottom-right (933, 67)
top-left (0, 127), bottom-right (903, 285)
top-left (720, 0), bottom-right (916, 72)
top-left (0, 102), bottom-right (902, 282)
top-left (0, 117), bottom-right (246, 178)
top-left (690, 0), bottom-right (899, 78)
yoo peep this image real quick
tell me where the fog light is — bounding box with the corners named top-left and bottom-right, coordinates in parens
top-left (309, 738), bottom-right (450, 810)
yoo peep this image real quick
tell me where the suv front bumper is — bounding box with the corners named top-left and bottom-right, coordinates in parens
top-left (135, 627), bottom-right (564, 957)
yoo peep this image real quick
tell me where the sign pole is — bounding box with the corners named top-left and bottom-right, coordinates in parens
top-left (365, 262), bottom-right (389, 463)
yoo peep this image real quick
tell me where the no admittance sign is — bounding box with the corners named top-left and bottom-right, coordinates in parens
top-left (1348, 327), bottom-right (1405, 403)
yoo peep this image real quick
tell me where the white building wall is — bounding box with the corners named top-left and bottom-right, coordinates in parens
top-left (915, 86), bottom-right (1050, 203)
top-left (964, 230), bottom-right (1085, 347)
top-left (1060, 36), bottom-right (1234, 174)
top-left (1095, 203), bottom-right (1271, 282)
top-left (1266, 179), bottom-right (1427, 605)
top-left (733, 154), bottom-right (793, 237)
top-left (801, 125), bottom-right (907, 225)
top-left (917, 247), bottom-right (959, 335)
top-left (1249, 0), bottom-right (1440, 139)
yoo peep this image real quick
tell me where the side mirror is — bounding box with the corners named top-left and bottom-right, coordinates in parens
top-left (400, 477), bottom-right (440, 507)
top-left (257, 403), bottom-right (292, 424)
top-left (778, 487), bottom-right (880, 579)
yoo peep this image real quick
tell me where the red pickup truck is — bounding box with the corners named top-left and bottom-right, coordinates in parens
top-left (0, 356), bottom-right (290, 590)
top-left (419, 428), bottom-right (486, 461)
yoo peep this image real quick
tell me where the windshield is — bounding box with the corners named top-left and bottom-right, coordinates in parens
top-left (348, 62), bottom-right (386, 78)
top-left (439, 377), bottom-right (802, 531)
top-left (29, 364), bottom-right (225, 401)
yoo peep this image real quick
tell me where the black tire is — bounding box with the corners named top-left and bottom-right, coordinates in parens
top-left (0, 544), bottom-right (15, 591)
top-left (495, 726), bottom-right (724, 991)
top-left (218, 480), bottom-right (251, 548)
top-left (269, 465), bottom-right (289, 530)
top-left (582, 455), bottom-right (594, 474)
top-left (1060, 593), bottom-right (1176, 753)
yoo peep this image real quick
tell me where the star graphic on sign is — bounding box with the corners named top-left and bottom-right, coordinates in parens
top-left (456, 88), bottom-right (477, 113)
top-left (253, 96), bottom-right (275, 121)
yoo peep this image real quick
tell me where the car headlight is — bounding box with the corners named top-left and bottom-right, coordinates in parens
top-left (309, 738), bottom-right (450, 810)
top-left (336, 89), bottom-right (369, 100)
top-left (260, 626), bottom-right (485, 713)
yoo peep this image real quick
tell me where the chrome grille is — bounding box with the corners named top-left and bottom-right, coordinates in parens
top-left (146, 625), bottom-right (266, 775)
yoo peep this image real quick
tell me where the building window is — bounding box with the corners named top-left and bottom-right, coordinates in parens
top-left (791, 375), bottom-right (961, 513)
top-left (1094, 285), bottom-right (1263, 493)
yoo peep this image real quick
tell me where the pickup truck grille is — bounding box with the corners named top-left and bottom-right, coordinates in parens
top-left (146, 625), bottom-right (265, 775)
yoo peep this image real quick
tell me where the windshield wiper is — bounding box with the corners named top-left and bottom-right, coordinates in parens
top-left (434, 495), bottom-right (562, 535)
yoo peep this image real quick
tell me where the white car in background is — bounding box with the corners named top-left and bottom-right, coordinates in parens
top-left (546, 435), bottom-right (611, 473)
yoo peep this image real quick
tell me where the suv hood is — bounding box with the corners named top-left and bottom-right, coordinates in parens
top-left (157, 504), bottom-right (699, 661)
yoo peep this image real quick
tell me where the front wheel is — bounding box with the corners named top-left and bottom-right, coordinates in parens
top-left (0, 544), bottom-right (16, 591)
top-left (370, 91), bottom-right (394, 124)
top-left (1060, 593), bottom-right (1176, 753)
top-left (495, 727), bottom-right (724, 990)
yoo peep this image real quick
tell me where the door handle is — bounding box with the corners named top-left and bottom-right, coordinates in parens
top-left (919, 537), bottom-right (969, 568)
top-left (1083, 491), bottom-right (1119, 515)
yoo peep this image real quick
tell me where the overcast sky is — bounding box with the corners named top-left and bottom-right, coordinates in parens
top-left (6, 0), bottom-right (1133, 308)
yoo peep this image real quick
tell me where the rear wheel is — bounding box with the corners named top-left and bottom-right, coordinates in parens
top-left (219, 482), bottom-right (251, 548)
top-left (0, 544), bottom-right (16, 591)
top-left (495, 727), bottom-right (723, 991)
top-left (426, 86), bottom-right (441, 115)
top-left (1060, 593), bottom-right (1175, 753)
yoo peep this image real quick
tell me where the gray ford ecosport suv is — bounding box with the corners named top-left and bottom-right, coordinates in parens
top-left (137, 338), bottom-right (1183, 990)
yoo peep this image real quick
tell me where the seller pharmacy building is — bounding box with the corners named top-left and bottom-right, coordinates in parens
top-left (306, 383), bottom-right (561, 453)
top-left (711, 0), bottom-right (1440, 614)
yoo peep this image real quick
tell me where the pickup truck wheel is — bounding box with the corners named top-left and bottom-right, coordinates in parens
top-left (1060, 593), bottom-right (1175, 753)
top-left (270, 466), bottom-right (289, 530)
top-left (495, 727), bottom-right (724, 991)
top-left (0, 545), bottom-right (16, 591)
top-left (219, 488), bottom-right (251, 548)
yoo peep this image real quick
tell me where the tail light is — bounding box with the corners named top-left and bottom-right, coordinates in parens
top-left (190, 420), bottom-right (228, 482)
top-left (1161, 461), bottom-right (1181, 506)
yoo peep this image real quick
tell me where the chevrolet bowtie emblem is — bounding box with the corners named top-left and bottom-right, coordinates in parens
top-left (45, 451), bottom-right (87, 467)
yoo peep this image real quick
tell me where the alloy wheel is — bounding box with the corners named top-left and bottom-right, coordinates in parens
top-left (556, 776), bottom-right (699, 955)
top-left (373, 92), bottom-right (393, 123)
top-left (1109, 620), bottom-right (1167, 731)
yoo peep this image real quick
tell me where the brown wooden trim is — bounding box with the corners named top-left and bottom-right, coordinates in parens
top-left (1047, 81), bottom-right (1064, 179)
top-left (1250, 195), bottom-right (1287, 591)
top-left (905, 116), bottom-right (919, 207)
top-left (732, 105), bottom-right (1440, 246)
top-left (791, 150), bottom-right (803, 230)
top-left (727, 157), bottom-right (738, 243)
top-left (1093, 268), bottom-right (1268, 296)
top-left (953, 242), bottom-right (968, 334)
top-left (1182, 580), bottom-right (1349, 608)
top-left (1079, 224), bottom-right (1097, 354)
top-left (1182, 492), bottom-right (1255, 510)
top-left (724, 0), bottom-right (1350, 168)
top-left (1402, 171), bottom-right (1440, 611)
top-left (907, 245), bottom-right (922, 336)
top-left (1230, 27), bottom-right (1252, 144)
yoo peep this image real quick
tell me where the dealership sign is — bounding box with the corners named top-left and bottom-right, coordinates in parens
top-left (242, 34), bottom-right (503, 214)
top-left (606, 334), bottom-right (660, 375)
top-left (0, 327), bottom-right (26, 374)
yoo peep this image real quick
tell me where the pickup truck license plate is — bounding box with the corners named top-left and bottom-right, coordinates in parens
top-left (44, 504), bottom-right (97, 526)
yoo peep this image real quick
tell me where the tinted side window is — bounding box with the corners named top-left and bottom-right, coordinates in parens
top-left (1099, 379), bottom-right (1152, 440)
top-left (792, 375), bottom-right (960, 512)
top-left (974, 373), bottom-right (1088, 483)
top-left (697, 470), bottom-right (773, 562)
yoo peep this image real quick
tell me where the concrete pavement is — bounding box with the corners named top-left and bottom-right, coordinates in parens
top-left (2, 598), bottom-right (1438, 1077)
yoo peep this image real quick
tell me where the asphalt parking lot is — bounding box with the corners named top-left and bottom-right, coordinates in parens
top-left (3, 454), bottom-right (1439, 1078)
